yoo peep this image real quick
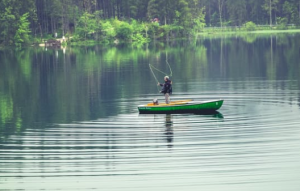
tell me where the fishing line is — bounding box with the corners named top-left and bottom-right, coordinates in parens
top-left (166, 60), bottom-right (172, 77)
top-left (149, 64), bottom-right (160, 92)
top-left (149, 57), bottom-right (173, 93)
top-left (149, 64), bottom-right (169, 76)
top-left (149, 62), bottom-right (172, 76)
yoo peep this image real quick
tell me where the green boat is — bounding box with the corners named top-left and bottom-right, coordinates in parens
top-left (138, 99), bottom-right (224, 114)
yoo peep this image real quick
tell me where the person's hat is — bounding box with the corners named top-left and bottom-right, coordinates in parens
top-left (164, 76), bottom-right (169, 79)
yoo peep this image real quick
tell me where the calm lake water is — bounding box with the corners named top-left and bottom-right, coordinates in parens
top-left (1, 34), bottom-right (300, 191)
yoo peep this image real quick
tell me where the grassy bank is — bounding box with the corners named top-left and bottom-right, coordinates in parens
top-left (199, 27), bottom-right (300, 38)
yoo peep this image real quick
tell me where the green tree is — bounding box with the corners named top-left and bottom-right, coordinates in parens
top-left (101, 20), bottom-right (116, 41)
top-left (247, 0), bottom-right (264, 24)
top-left (0, 7), bottom-right (16, 45)
top-left (147, 0), bottom-right (163, 22)
top-left (277, 17), bottom-right (288, 29)
top-left (14, 13), bottom-right (31, 47)
top-left (282, 0), bottom-right (299, 25)
top-left (178, 0), bottom-right (192, 27)
top-left (217, 0), bottom-right (226, 27)
top-left (189, 1), bottom-right (206, 33)
top-left (0, 0), bottom-right (36, 44)
top-left (114, 20), bottom-right (133, 41)
top-left (244, 21), bottom-right (257, 31)
top-left (227, 0), bottom-right (246, 26)
top-left (283, 1), bottom-right (293, 22)
top-left (3, 0), bottom-right (300, 46)
top-left (76, 12), bottom-right (99, 40)
top-left (262, 0), bottom-right (279, 27)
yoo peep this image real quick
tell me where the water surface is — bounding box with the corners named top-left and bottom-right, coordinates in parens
top-left (1, 34), bottom-right (300, 190)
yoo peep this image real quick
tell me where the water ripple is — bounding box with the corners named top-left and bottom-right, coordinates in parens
top-left (1, 90), bottom-right (300, 191)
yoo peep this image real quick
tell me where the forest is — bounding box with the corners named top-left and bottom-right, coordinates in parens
top-left (1, 0), bottom-right (300, 46)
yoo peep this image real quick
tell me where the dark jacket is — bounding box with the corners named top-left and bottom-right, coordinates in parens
top-left (160, 79), bottom-right (172, 94)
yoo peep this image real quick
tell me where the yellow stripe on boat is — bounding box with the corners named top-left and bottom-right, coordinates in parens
top-left (146, 99), bottom-right (192, 106)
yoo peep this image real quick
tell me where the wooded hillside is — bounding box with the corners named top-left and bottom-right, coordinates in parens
top-left (1, 0), bottom-right (300, 46)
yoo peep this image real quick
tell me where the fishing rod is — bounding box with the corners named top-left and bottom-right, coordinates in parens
top-left (149, 64), bottom-right (160, 92)
top-left (149, 59), bottom-right (173, 92)
top-left (149, 59), bottom-right (172, 77)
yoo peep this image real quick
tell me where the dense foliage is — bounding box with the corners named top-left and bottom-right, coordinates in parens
top-left (1, 0), bottom-right (300, 46)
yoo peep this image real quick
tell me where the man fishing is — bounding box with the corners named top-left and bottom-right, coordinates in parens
top-left (158, 76), bottom-right (172, 104)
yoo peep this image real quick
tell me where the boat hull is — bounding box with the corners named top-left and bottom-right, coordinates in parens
top-left (138, 99), bottom-right (223, 114)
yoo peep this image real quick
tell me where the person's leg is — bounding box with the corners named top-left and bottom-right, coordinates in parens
top-left (165, 93), bottom-right (170, 104)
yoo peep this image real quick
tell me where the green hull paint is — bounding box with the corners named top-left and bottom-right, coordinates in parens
top-left (138, 100), bottom-right (224, 114)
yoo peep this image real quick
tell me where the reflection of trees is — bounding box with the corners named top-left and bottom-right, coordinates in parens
top-left (0, 95), bottom-right (13, 126)
top-left (266, 35), bottom-right (276, 80)
top-left (220, 36), bottom-right (225, 76)
top-left (241, 34), bottom-right (258, 43)
top-left (1, 35), bottom-right (300, 135)
top-left (0, 44), bottom-right (205, 135)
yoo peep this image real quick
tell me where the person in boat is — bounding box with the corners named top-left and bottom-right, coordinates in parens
top-left (158, 76), bottom-right (172, 104)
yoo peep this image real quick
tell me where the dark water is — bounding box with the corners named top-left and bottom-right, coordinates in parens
top-left (1, 34), bottom-right (300, 190)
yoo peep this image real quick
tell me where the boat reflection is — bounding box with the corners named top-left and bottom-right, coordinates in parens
top-left (194, 111), bottom-right (224, 119)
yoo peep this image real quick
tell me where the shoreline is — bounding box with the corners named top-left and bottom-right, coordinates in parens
top-left (2, 29), bottom-right (300, 48)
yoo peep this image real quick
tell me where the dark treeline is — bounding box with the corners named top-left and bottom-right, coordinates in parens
top-left (1, 0), bottom-right (300, 46)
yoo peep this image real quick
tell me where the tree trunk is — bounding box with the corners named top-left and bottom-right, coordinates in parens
top-left (84, 13), bottom-right (87, 41)
top-left (218, 0), bottom-right (224, 28)
top-left (209, 1), bottom-right (211, 26)
top-left (61, 0), bottom-right (65, 37)
top-left (270, 0), bottom-right (272, 27)
top-left (39, 23), bottom-right (43, 41)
